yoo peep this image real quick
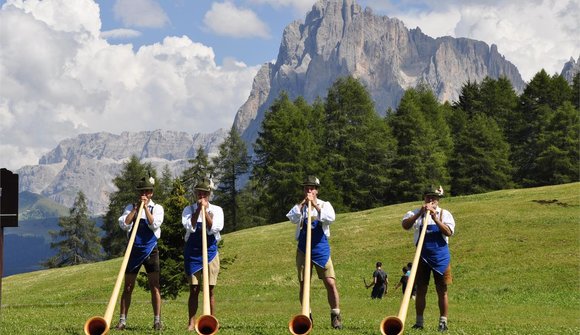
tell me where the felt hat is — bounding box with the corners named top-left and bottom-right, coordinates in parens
top-left (194, 178), bottom-right (212, 192)
top-left (301, 175), bottom-right (320, 187)
top-left (423, 185), bottom-right (444, 198)
top-left (136, 176), bottom-right (155, 191)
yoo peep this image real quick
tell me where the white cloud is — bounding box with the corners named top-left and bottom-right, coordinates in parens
top-left (101, 28), bottom-right (142, 39)
top-left (204, 1), bottom-right (270, 38)
top-left (0, 1), bottom-right (259, 171)
top-left (249, 0), bottom-right (315, 14)
top-left (113, 0), bottom-right (169, 28)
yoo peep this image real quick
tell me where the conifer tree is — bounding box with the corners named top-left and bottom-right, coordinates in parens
top-left (533, 102), bottom-right (580, 185)
top-left (181, 146), bottom-right (214, 201)
top-left (43, 191), bottom-right (103, 268)
top-left (212, 127), bottom-right (250, 232)
top-left (102, 156), bottom-right (156, 258)
top-left (138, 179), bottom-right (189, 299)
top-left (450, 113), bottom-right (513, 195)
top-left (512, 70), bottom-right (573, 186)
top-left (253, 93), bottom-right (320, 223)
top-left (389, 87), bottom-right (449, 202)
top-left (323, 76), bottom-right (396, 210)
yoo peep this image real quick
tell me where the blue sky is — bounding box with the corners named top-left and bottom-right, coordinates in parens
top-left (1, 0), bottom-right (578, 171)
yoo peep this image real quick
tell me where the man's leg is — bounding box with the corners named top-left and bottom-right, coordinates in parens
top-left (209, 286), bottom-right (216, 315)
top-left (323, 277), bottom-right (340, 309)
top-left (188, 285), bottom-right (201, 330)
top-left (116, 273), bottom-right (137, 329)
top-left (148, 272), bottom-right (162, 329)
top-left (323, 277), bottom-right (342, 329)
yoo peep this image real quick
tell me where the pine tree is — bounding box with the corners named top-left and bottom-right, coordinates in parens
top-left (43, 191), bottom-right (102, 268)
top-left (323, 76), bottom-right (396, 210)
top-left (533, 102), bottom-right (580, 185)
top-left (253, 92), bottom-right (320, 223)
top-left (138, 179), bottom-right (189, 299)
top-left (212, 127), bottom-right (250, 232)
top-left (450, 113), bottom-right (513, 195)
top-left (512, 70), bottom-right (574, 186)
top-left (101, 156), bottom-right (156, 258)
top-left (389, 86), bottom-right (449, 202)
top-left (181, 146), bottom-right (214, 201)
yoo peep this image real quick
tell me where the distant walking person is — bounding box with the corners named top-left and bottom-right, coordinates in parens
top-left (365, 262), bottom-right (388, 299)
top-left (402, 185), bottom-right (455, 332)
top-left (287, 176), bottom-right (343, 329)
top-left (406, 262), bottom-right (416, 299)
top-left (116, 176), bottom-right (165, 331)
top-left (393, 266), bottom-right (408, 295)
top-left (182, 178), bottom-right (224, 331)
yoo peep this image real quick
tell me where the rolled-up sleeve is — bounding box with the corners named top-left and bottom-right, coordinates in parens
top-left (208, 205), bottom-right (224, 235)
top-left (286, 205), bottom-right (302, 224)
top-left (119, 204), bottom-right (134, 232)
top-left (182, 205), bottom-right (195, 233)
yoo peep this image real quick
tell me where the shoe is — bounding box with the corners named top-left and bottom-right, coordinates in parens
top-left (331, 312), bottom-right (343, 329)
top-left (411, 324), bottom-right (424, 330)
top-left (153, 322), bottom-right (162, 331)
top-left (438, 321), bottom-right (448, 332)
top-left (114, 322), bottom-right (126, 330)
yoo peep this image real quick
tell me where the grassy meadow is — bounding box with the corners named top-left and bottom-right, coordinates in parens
top-left (1, 183), bottom-right (579, 334)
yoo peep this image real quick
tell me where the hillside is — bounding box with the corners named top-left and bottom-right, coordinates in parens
top-left (1, 183), bottom-right (579, 334)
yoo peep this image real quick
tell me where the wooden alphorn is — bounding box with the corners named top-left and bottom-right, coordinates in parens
top-left (380, 211), bottom-right (430, 335)
top-left (289, 200), bottom-right (313, 335)
top-left (195, 205), bottom-right (219, 335)
top-left (84, 201), bottom-right (145, 335)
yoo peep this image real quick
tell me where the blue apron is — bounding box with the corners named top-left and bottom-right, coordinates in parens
top-left (184, 220), bottom-right (218, 276)
top-left (419, 213), bottom-right (450, 275)
top-left (127, 205), bottom-right (158, 272)
top-left (297, 211), bottom-right (330, 268)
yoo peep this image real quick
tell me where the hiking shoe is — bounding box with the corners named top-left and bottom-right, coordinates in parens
top-left (331, 312), bottom-right (343, 329)
top-left (438, 321), bottom-right (448, 332)
top-left (153, 322), bottom-right (162, 331)
top-left (114, 322), bottom-right (126, 330)
top-left (411, 324), bottom-right (424, 330)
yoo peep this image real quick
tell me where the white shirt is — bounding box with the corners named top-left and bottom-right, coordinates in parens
top-left (286, 199), bottom-right (336, 240)
top-left (181, 203), bottom-right (224, 242)
top-left (402, 206), bottom-right (455, 245)
top-left (118, 201), bottom-right (164, 239)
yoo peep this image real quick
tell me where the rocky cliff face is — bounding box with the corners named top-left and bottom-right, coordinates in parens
top-left (234, 0), bottom-right (525, 146)
top-left (17, 129), bottom-right (227, 215)
top-left (561, 55), bottom-right (580, 84)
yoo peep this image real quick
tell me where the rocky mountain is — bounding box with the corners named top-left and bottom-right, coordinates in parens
top-left (16, 129), bottom-right (227, 215)
top-left (561, 55), bottom-right (580, 83)
top-left (233, 0), bottom-right (525, 147)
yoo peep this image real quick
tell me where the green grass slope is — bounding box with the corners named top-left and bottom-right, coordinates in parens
top-left (1, 183), bottom-right (579, 334)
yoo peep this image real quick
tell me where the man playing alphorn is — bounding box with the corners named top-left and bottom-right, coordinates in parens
top-left (116, 176), bottom-right (165, 331)
top-left (286, 175), bottom-right (343, 329)
top-left (181, 178), bottom-right (224, 331)
top-left (402, 185), bottom-right (455, 332)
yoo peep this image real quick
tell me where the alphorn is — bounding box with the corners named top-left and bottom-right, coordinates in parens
top-left (195, 205), bottom-right (220, 335)
top-left (380, 211), bottom-right (430, 335)
top-left (289, 200), bottom-right (313, 335)
top-left (84, 201), bottom-right (145, 335)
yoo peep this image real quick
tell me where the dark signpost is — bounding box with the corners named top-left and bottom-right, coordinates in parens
top-left (1, 168), bottom-right (19, 306)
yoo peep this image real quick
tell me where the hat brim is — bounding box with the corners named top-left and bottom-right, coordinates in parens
top-left (424, 193), bottom-right (442, 198)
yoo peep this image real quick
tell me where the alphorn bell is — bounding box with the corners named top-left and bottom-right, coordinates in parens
top-left (289, 200), bottom-right (313, 335)
top-left (195, 205), bottom-right (220, 335)
top-left (380, 211), bottom-right (430, 335)
top-left (84, 201), bottom-right (145, 335)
